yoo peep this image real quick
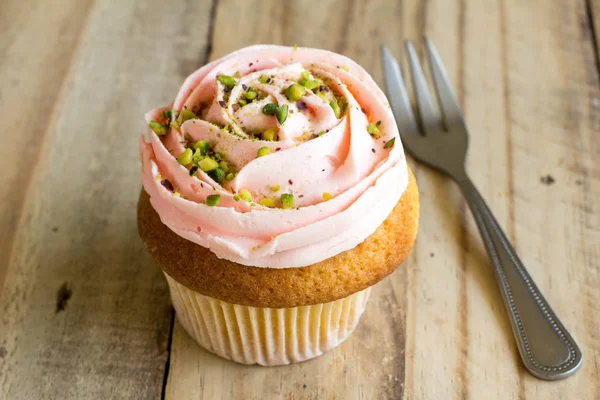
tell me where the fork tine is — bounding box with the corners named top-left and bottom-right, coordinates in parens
top-left (380, 45), bottom-right (419, 136)
top-left (404, 40), bottom-right (441, 134)
top-left (424, 37), bottom-right (466, 131)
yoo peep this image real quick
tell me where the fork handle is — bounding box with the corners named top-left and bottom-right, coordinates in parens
top-left (454, 173), bottom-right (582, 380)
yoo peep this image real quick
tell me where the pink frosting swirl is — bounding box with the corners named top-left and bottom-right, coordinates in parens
top-left (140, 45), bottom-right (408, 268)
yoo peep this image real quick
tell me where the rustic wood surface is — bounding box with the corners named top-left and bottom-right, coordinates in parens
top-left (1, 0), bottom-right (598, 399)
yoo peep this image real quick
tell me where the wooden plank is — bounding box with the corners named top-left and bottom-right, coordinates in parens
top-left (0, 0), bottom-right (214, 398)
top-left (0, 0), bottom-right (94, 299)
top-left (165, 1), bottom-right (600, 399)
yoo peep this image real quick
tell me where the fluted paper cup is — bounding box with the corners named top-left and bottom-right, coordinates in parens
top-left (164, 273), bottom-right (371, 366)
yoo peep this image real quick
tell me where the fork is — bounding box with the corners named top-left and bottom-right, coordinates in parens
top-left (380, 39), bottom-right (582, 380)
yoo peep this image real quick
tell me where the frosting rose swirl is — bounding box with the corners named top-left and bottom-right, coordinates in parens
top-left (140, 45), bottom-right (409, 268)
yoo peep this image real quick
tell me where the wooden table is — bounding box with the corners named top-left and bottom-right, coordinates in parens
top-left (1, 0), bottom-right (599, 398)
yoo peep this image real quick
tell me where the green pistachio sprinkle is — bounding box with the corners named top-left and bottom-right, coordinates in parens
top-left (233, 194), bottom-right (240, 201)
top-left (219, 161), bottom-right (230, 173)
top-left (285, 84), bottom-right (306, 102)
top-left (275, 104), bottom-right (288, 125)
top-left (192, 148), bottom-right (203, 164)
top-left (300, 79), bottom-right (320, 90)
top-left (181, 109), bottom-right (196, 122)
top-left (376, 120), bottom-right (382, 126)
top-left (318, 131), bottom-right (326, 136)
top-left (384, 137), bottom-right (396, 149)
top-left (239, 189), bottom-right (252, 202)
top-left (210, 167), bottom-right (225, 183)
top-left (213, 153), bottom-right (223, 161)
top-left (217, 74), bottom-right (236, 89)
top-left (262, 128), bottom-right (277, 141)
top-left (177, 148), bottom-right (193, 165)
top-left (193, 140), bottom-right (209, 155)
top-left (367, 123), bottom-right (379, 135)
top-left (257, 146), bottom-right (270, 158)
top-left (329, 99), bottom-right (341, 118)
top-left (322, 192), bottom-right (333, 201)
top-left (234, 71), bottom-right (241, 78)
top-left (280, 193), bottom-right (294, 209)
top-left (206, 194), bottom-right (220, 207)
top-left (189, 165), bottom-right (199, 176)
top-left (259, 198), bottom-right (275, 208)
top-left (263, 103), bottom-right (278, 115)
top-left (270, 185), bottom-right (280, 192)
top-left (149, 121), bottom-right (167, 135)
top-left (301, 71), bottom-right (310, 80)
top-left (170, 120), bottom-right (180, 129)
top-left (341, 66), bottom-right (350, 72)
top-left (259, 75), bottom-right (269, 84)
top-left (226, 172), bottom-right (234, 181)
top-left (198, 157), bottom-right (219, 172)
top-left (294, 44), bottom-right (298, 51)
top-left (316, 91), bottom-right (330, 101)
top-left (238, 98), bottom-right (247, 106)
top-left (243, 89), bottom-right (257, 100)
top-left (163, 110), bottom-right (172, 120)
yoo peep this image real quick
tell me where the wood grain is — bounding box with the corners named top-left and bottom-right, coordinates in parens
top-left (0, 0), bottom-right (599, 399)
top-left (0, 0), bottom-right (213, 398)
top-left (165, 0), bottom-right (600, 399)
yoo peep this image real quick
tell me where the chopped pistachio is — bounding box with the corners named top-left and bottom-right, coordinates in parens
top-left (341, 66), bottom-right (350, 72)
top-left (318, 131), bottom-right (326, 136)
top-left (163, 110), bottom-right (172, 120)
top-left (259, 198), bottom-right (275, 208)
top-left (376, 120), bottom-right (382, 126)
top-left (213, 153), bottom-right (223, 161)
top-left (259, 75), bottom-right (269, 84)
top-left (384, 137), bottom-right (396, 149)
top-left (300, 79), bottom-right (320, 90)
top-left (233, 194), bottom-right (240, 201)
top-left (322, 192), bottom-right (333, 201)
top-left (177, 148), bottom-right (193, 165)
top-left (280, 193), bottom-right (294, 209)
top-left (293, 44), bottom-right (298, 51)
top-left (181, 109), bottom-right (196, 122)
top-left (239, 189), bottom-right (252, 202)
top-left (234, 71), bottom-right (241, 78)
top-left (263, 103), bottom-right (278, 115)
top-left (226, 172), bottom-right (234, 181)
top-left (206, 194), bottom-right (220, 206)
top-left (149, 121), bottom-right (168, 135)
top-left (198, 157), bottom-right (219, 172)
top-left (285, 84), bottom-right (306, 101)
top-left (329, 99), bottom-right (341, 118)
top-left (316, 91), bottom-right (330, 101)
top-left (257, 146), bottom-right (270, 158)
top-left (219, 161), bottom-right (230, 172)
top-left (300, 71), bottom-right (310, 80)
top-left (270, 185), bottom-right (280, 192)
top-left (210, 167), bottom-right (225, 183)
top-left (192, 148), bottom-right (204, 164)
top-left (262, 128), bottom-right (277, 141)
top-left (275, 104), bottom-right (288, 125)
top-left (238, 98), bottom-right (247, 107)
top-left (217, 74), bottom-right (236, 89)
top-left (243, 89), bottom-right (257, 100)
top-left (189, 165), bottom-right (199, 176)
top-left (367, 123), bottom-right (379, 135)
top-left (193, 140), bottom-right (209, 155)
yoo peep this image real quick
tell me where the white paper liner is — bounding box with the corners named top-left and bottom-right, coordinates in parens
top-left (164, 273), bottom-right (371, 366)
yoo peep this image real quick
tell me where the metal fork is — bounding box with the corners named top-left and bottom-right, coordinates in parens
top-left (381, 39), bottom-right (582, 380)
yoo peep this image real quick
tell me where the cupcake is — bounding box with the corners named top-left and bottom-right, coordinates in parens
top-left (138, 45), bottom-right (419, 366)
